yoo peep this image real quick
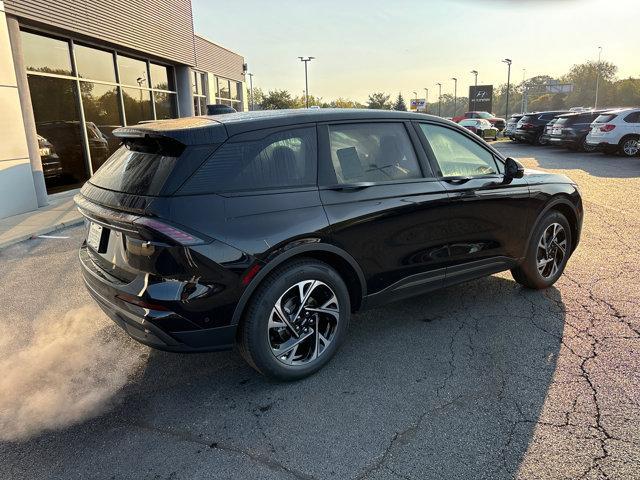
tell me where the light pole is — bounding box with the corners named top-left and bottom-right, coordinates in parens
top-left (521, 68), bottom-right (526, 113)
top-left (471, 70), bottom-right (478, 86)
top-left (248, 72), bottom-right (254, 111)
top-left (502, 59), bottom-right (512, 121)
top-left (436, 83), bottom-right (442, 116)
top-left (298, 56), bottom-right (315, 108)
top-left (451, 78), bottom-right (457, 117)
top-left (594, 46), bottom-right (602, 109)
top-left (424, 88), bottom-right (429, 113)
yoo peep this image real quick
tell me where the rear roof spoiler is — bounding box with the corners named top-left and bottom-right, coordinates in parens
top-left (114, 117), bottom-right (228, 145)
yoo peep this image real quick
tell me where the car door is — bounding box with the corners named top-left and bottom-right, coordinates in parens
top-left (317, 120), bottom-right (450, 305)
top-left (415, 121), bottom-right (532, 286)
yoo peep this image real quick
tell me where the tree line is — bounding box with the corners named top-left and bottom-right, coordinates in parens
top-left (248, 61), bottom-right (640, 118)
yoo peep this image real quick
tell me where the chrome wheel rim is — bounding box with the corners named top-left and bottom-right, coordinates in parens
top-left (623, 139), bottom-right (639, 156)
top-left (537, 223), bottom-right (567, 279)
top-left (268, 280), bottom-right (339, 366)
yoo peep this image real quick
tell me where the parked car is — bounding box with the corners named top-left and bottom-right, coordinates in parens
top-left (75, 109), bottom-right (583, 380)
top-left (504, 114), bottom-right (524, 140)
top-left (586, 108), bottom-right (640, 157)
top-left (548, 110), bottom-right (606, 151)
top-left (452, 111), bottom-right (506, 131)
top-left (515, 111), bottom-right (570, 145)
top-left (37, 134), bottom-right (62, 181)
top-left (459, 118), bottom-right (499, 140)
top-left (540, 116), bottom-right (561, 145)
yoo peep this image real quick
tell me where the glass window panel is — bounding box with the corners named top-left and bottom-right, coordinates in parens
top-left (200, 73), bottom-right (207, 96)
top-left (192, 71), bottom-right (200, 94)
top-left (199, 97), bottom-right (207, 116)
top-left (193, 96), bottom-right (200, 116)
top-left (118, 55), bottom-right (148, 87)
top-left (232, 100), bottom-right (242, 112)
top-left (21, 31), bottom-right (72, 75)
top-left (219, 79), bottom-right (230, 99)
top-left (122, 87), bottom-right (153, 125)
top-left (150, 63), bottom-right (172, 90)
top-left (27, 75), bottom-right (89, 192)
top-left (328, 123), bottom-right (422, 183)
top-left (231, 82), bottom-right (241, 101)
top-left (419, 123), bottom-right (498, 177)
top-left (215, 77), bottom-right (220, 97)
top-left (154, 92), bottom-right (177, 119)
top-left (80, 82), bottom-right (122, 170)
top-left (74, 44), bottom-right (116, 82)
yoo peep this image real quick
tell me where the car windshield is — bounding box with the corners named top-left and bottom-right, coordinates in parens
top-left (476, 112), bottom-right (493, 119)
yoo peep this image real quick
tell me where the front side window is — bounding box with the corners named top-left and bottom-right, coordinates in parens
top-left (327, 123), bottom-right (422, 184)
top-left (419, 123), bottom-right (499, 177)
top-left (180, 127), bottom-right (317, 194)
top-left (624, 112), bottom-right (640, 123)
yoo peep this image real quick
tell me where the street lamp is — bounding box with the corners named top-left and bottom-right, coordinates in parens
top-left (594, 46), bottom-right (602, 109)
top-left (451, 77), bottom-right (458, 117)
top-left (436, 83), bottom-right (442, 117)
top-left (248, 72), bottom-right (254, 111)
top-left (521, 68), bottom-right (526, 113)
top-left (471, 70), bottom-right (478, 86)
top-left (424, 88), bottom-right (429, 112)
top-left (502, 59), bottom-right (512, 121)
top-left (298, 56), bottom-right (315, 108)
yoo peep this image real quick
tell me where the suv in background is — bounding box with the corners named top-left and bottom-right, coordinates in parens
top-left (452, 111), bottom-right (506, 131)
top-left (540, 116), bottom-right (561, 145)
top-left (504, 114), bottom-right (524, 140)
top-left (515, 111), bottom-right (570, 145)
top-left (75, 109), bottom-right (583, 380)
top-left (548, 110), bottom-right (605, 151)
top-left (586, 108), bottom-right (640, 157)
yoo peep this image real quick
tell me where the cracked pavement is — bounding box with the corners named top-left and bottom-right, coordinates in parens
top-left (1, 142), bottom-right (639, 479)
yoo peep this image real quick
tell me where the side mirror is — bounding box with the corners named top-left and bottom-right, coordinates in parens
top-left (504, 157), bottom-right (525, 183)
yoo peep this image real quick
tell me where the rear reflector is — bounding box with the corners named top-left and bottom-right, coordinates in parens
top-left (133, 217), bottom-right (206, 246)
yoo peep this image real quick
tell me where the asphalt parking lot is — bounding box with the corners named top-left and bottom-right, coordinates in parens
top-left (1, 142), bottom-right (639, 480)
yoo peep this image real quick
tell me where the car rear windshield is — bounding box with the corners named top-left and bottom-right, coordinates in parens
top-left (519, 115), bottom-right (534, 123)
top-left (594, 114), bottom-right (617, 123)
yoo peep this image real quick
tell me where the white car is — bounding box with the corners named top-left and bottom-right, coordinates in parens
top-left (586, 108), bottom-right (640, 157)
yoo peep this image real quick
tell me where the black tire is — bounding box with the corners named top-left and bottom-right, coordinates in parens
top-left (511, 211), bottom-right (572, 289)
top-left (580, 136), bottom-right (597, 153)
top-left (618, 135), bottom-right (640, 157)
top-left (237, 258), bottom-right (350, 381)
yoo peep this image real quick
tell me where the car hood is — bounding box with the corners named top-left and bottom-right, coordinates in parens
top-left (523, 167), bottom-right (575, 185)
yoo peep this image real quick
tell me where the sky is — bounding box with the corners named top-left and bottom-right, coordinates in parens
top-left (192, 0), bottom-right (639, 103)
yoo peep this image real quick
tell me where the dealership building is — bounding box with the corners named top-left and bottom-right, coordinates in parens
top-left (0, 0), bottom-right (247, 219)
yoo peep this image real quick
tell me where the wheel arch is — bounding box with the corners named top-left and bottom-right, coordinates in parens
top-left (528, 196), bottom-right (580, 256)
top-left (231, 244), bottom-right (367, 325)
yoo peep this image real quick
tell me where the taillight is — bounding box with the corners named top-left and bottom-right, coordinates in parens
top-left (134, 217), bottom-right (206, 246)
top-left (521, 123), bottom-right (534, 129)
top-left (600, 124), bottom-right (616, 132)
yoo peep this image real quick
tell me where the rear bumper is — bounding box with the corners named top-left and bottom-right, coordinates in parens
top-left (514, 129), bottom-right (537, 142)
top-left (80, 246), bottom-right (237, 353)
top-left (549, 136), bottom-right (578, 148)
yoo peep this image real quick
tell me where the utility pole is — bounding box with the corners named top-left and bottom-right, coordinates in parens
top-left (451, 78), bottom-right (457, 117)
top-left (298, 56), bottom-right (314, 108)
top-left (248, 72), bottom-right (254, 111)
top-left (436, 83), bottom-right (442, 116)
top-left (471, 70), bottom-right (478, 86)
top-left (424, 88), bottom-right (428, 113)
top-left (594, 46), bottom-right (602, 109)
top-left (521, 68), bottom-right (526, 113)
top-left (502, 59), bottom-right (512, 120)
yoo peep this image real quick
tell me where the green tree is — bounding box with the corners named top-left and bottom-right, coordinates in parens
top-left (330, 97), bottom-right (366, 108)
top-left (562, 60), bottom-right (617, 108)
top-left (261, 90), bottom-right (297, 109)
top-left (393, 93), bottom-right (407, 111)
top-left (367, 92), bottom-right (392, 110)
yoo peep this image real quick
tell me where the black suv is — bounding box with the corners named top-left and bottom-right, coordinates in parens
top-left (548, 110), bottom-right (605, 151)
top-left (76, 110), bottom-right (583, 380)
top-left (515, 111), bottom-right (570, 145)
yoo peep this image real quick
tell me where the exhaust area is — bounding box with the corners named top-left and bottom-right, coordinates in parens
top-left (0, 305), bottom-right (146, 442)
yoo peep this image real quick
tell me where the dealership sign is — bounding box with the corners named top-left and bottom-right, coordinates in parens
top-left (469, 85), bottom-right (493, 113)
top-left (410, 98), bottom-right (427, 112)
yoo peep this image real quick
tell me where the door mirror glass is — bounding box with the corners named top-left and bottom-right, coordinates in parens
top-left (504, 157), bottom-right (525, 182)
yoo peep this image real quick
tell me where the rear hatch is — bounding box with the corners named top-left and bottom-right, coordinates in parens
top-left (590, 112), bottom-right (619, 137)
top-left (75, 120), bottom-right (226, 282)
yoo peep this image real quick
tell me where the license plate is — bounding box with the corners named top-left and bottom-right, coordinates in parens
top-left (552, 128), bottom-right (561, 135)
top-left (87, 222), bottom-right (103, 251)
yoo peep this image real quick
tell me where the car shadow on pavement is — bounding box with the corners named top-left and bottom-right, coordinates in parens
top-left (3, 274), bottom-right (565, 480)
top-left (496, 142), bottom-right (640, 179)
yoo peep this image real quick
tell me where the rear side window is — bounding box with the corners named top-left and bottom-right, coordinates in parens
top-left (180, 127), bottom-right (317, 194)
top-left (624, 112), bottom-right (640, 123)
top-left (327, 123), bottom-right (422, 184)
top-left (594, 114), bottom-right (617, 123)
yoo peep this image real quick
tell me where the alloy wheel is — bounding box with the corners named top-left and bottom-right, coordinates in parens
top-left (622, 139), bottom-right (639, 156)
top-left (536, 223), bottom-right (567, 279)
top-left (268, 280), bottom-right (340, 366)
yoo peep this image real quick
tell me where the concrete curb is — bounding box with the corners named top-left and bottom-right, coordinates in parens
top-left (0, 216), bottom-right (84, 250)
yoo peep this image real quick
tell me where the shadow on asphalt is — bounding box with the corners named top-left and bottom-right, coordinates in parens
top-left (497, 141), bottom-right (640, 179)
top-left (115, 276), bottom-right (566, 477)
